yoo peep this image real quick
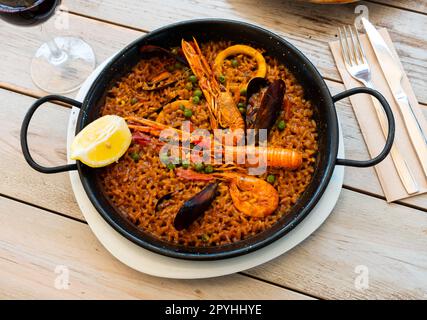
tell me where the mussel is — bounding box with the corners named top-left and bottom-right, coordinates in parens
top-left (155, 192), bottom-right (174, 212)
top-left (246, 77), bottom-right (286, 132)
top-left (138, 45), bottom-right (189, 91)
top-left (173, 182), bottom-right (219, 231)
top-left (139, 45), bottom-right (188, 66)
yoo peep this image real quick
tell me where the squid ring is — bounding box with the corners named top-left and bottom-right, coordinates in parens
top-left (213, 45), bottom-right (267, 80)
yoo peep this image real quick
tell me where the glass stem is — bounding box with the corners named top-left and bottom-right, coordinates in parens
top-left (46, 39), bottom-right (67, 64)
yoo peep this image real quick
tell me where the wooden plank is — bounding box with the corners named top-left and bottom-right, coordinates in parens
top-left (0, 196), bottom-right (310, 299)
top-left (0, 13), bottom-right (141, 97)
top-left (367, 0), bottom-right (427, 13)
top-left (2, 155), bottom-right (426, 299)
top-left (0, 88), bottom-right (83, 220)
top-left (62, 0), bottom-right (427, 105)
top-left (247, 188), bottom-right (427, 299)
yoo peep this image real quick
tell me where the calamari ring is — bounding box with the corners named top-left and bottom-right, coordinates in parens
top-left (213, 45), bottom-right (267, 81)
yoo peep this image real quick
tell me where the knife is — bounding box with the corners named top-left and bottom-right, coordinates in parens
top-left (362, 17), bottom-right (427, 178)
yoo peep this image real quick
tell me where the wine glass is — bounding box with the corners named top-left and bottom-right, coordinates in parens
top-left (0, 0), bottom-right (96, 93)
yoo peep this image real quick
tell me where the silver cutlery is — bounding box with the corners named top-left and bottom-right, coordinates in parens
top-left (338, 24), bottom-right (419, 194)
top-left (362, 17), bottom-right (427, 179)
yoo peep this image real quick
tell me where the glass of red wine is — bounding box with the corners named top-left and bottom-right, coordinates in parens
top-left (0, 0), bottom-right (96, 93)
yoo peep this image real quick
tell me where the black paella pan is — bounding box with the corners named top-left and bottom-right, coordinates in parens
top-left (20, 19), bottom-right (394, 260)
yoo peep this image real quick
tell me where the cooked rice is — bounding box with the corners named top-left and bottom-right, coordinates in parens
top-left (99, 41), bottom-right (318, 247)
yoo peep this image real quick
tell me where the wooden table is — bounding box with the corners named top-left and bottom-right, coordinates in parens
top-left (0, 0), bottom-right (426, 300)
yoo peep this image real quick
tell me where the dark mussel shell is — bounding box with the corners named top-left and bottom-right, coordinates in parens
top-left (246, 77), bottom-right (286, 132)
top-left (139, 45), bottom-right (188, 66)
top-left (155, 192), bottom-right (174, 212)
top-left (246, 77), bottom-right (267, 128)
top-left (174, 182), bottom-right (219, 231)
top-left (139, 45), bottom-right (189, 91)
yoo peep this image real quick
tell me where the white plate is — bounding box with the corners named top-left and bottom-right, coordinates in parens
top-left (67, 55), bottom-right (344, 279)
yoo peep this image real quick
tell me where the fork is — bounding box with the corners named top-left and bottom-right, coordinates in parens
top-left (338, 25), bottom-right (419, 195)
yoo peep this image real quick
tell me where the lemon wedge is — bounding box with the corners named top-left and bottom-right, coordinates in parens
top-left (70, 115), bottom-right (132, 168)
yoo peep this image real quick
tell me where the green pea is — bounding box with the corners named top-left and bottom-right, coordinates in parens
top-left (277, 120), bottom-right (286, 131)
top-left (219, 74), bottom-right (226, 83)
top-left (159, 153), bottom-right (169, 164)
top-left (193, 89), bottom-right (203, 98)
top-left (130, 97), bottom-right (138, 105)
top-left (192, 96), bottom-right (200, 104)
top-left (267, 174), bottom-right (276, 184)
top-left (130, 152), bottom-right (140, 162)
top-left (188, 75), bottom-right (197, 83)
top-left (185, 82), bottom-right (193, 90)
top-left (231, 59), bottom-right (238, 67)
top-left (239, 107), bottom-right (246, 115)
top-left (240, 87), bottom-right (247, 96)
top-left (174, 62), bottom-right (182, 69)
top-left (204, 164), bottom-right (214, 173)
top-left (179, 104), bottom-right (186, 111)
top-left (182, 161), bottom-right (190, 169)
top-left (184, 108), bottom-right (193, 118)
top-left (194, 162), bottom-right (204, 172)
top-left (201, 234), bottom-right (210, 242)
top-left (167, 163), bottom-right (176, 170)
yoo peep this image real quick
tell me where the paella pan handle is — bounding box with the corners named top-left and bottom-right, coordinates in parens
top-left (333, 87), bottom-right (395, 167)
top-left (21, 95), bottom-right (82, 174)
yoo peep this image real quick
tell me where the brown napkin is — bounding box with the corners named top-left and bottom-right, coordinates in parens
top-left (330, 28), bottom-right (427, 202)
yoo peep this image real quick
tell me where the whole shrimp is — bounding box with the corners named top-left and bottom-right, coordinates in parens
top-left (214, 172), bottom-right (279, 217)
top-left (181, 38), bottom-right (245, 133)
